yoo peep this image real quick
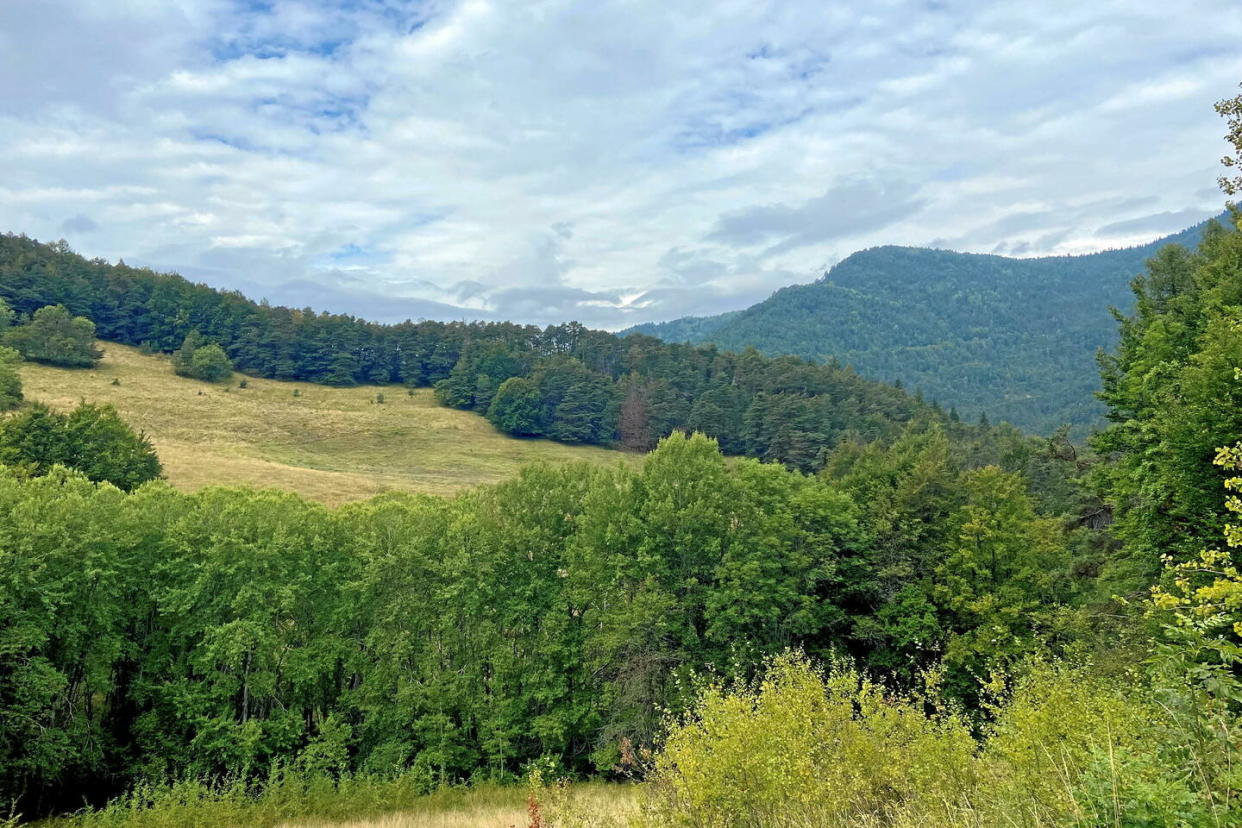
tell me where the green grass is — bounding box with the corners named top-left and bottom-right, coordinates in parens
top-left (16, 344), bottom-right (639, 504)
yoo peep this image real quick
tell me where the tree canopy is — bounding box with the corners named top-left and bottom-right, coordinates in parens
top-left (3, 303), bottom-right (103, 367)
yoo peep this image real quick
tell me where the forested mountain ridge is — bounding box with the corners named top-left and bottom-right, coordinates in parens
top-left (626, 215), bottom-right (1220, 434)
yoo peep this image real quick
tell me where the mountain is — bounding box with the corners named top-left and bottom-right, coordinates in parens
top-left (626, 215), bottom-right (1224, 434)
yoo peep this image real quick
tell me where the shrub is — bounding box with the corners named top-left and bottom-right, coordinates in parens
top-left (973, 663), bottom-right (1163, 825)
top-left (642, 653), bottom-right (976, 827)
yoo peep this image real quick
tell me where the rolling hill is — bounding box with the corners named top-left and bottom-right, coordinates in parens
top-left (16, 343), bottom-right (635, 505)
top-left (627, 214), bottom-right (1225, 434)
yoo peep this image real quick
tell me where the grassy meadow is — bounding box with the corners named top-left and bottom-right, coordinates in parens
top-left (31, 779), bottom-right (636, 828)
top-left (16, 343), bottom-right (638, 504)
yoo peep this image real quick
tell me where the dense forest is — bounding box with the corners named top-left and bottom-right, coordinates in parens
top-left (627, 216), bottom-right (1217, 435)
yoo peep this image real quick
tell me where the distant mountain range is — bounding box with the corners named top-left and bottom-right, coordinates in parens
top-left (626, 214), bottom-right (1226, 434)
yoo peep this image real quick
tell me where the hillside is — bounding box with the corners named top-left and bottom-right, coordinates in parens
top-left (627, 215), bottom-right (1221, 434)
top-left (0, 232), bottom-right (937, 474)
top-left (17, 343), bottom-right (635, 505)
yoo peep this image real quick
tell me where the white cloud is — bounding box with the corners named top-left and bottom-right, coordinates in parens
top-left (0, 0), bottom-right (1239, 328)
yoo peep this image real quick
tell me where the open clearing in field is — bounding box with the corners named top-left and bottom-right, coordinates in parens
top-left (17, 344), bottom-right (638, 504)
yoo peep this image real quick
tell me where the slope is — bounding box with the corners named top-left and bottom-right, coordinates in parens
top-left (627, 215), bottom-right (1221, 434)
top-left (16, 343), bottom-right (636, 505)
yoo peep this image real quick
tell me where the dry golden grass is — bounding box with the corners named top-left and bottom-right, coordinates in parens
top-left (17, 344), bottom-right (639, 504)
top-left (284, 783), bottom-right (635, 828)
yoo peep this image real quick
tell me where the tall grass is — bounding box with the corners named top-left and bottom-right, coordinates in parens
top-left (32, 773), bottom-right (635, 828)
top-left (34, 773), bottom-right (518, 828)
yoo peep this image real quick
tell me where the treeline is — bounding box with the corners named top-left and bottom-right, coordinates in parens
top-left (3, 415), bottom-right (1098, 814)
top-left (0, 234), bottom-right (934, 468)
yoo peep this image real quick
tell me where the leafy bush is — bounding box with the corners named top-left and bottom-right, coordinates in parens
top-left (642, 653), bottom-right (975, 827)
top-left (640, 654), bottom-right (1234, 827)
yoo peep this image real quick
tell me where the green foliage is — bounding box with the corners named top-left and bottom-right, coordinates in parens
top-left (548, 378), bottom-right (617, 444)
top-left (0, 429), bottom-right (1103, 818)
top-left (642, 654), bottom-right (1231, 827)
top-left (1093, 213), bottom-right (1242, 578)
top-left (172, 331), bottom-right (233, 382)
top-left (0, 346), bottom-right (21, 410)
top-left (643, 653), bottom-right (975, 827)
top-left (4, 303), bottom-right (102, 367)
top-left (189, 343), bottom-right (233, 382)
top-left (628, 216), bottom-right (1218, 435)
top-left (0, 402), bottom-right (161, 489)
top-left (487, 376), bottom-right (544, 435)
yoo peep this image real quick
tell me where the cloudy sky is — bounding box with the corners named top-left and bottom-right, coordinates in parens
top-left (2, 0), bottom-right (1239, 328)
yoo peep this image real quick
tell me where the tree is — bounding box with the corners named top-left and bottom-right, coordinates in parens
top-left (487, 377), bottom-right (544, 436)
top-left (549, 378), bottom-right (617, 444)
top-left (617, 376), bottom-right (653, 451)
top-left (0, 402), bottom-right (161, 489)
top-left (0, 298), bottom-right (13, 333)
top-left (172, 329), bottom-right (206, 376)
top-left (4, 304), bottom-right (102, 367)
top-left (173, 332), bottom-right (233, 382)
top-left (189, 343), bottom-right (234, 383)
top-left (0, 346), bottom-right (20, 410)
top-left (934, 466), bottom-right (1068, 692)
top-left (1217, 84), bottom-right (1242, 201)
top-left (323, 350), bottom-right (360, 386)
top-left (1094, 220), bottom-right (1242, 577)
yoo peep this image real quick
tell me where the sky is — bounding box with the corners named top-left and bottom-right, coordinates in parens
top-left (1, 0), bottom-right (1240, 329)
